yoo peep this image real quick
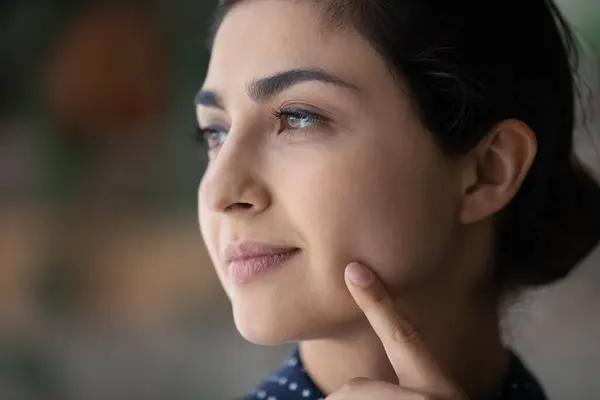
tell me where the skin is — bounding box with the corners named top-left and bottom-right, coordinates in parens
top-left (196, 0), bottom-right (537, 398)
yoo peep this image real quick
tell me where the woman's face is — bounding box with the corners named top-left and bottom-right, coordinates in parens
top-left (197, 0), bottom-right (473, 344)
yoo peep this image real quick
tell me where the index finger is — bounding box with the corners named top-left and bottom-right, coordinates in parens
top-left (344, 262), bottom-right (456, 393)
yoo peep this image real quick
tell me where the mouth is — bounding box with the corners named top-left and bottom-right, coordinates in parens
top-left (224, 242), bottom-right (301, 285)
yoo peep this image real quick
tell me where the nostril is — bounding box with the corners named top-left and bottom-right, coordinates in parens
top-left (227, 202), bottom-right (253, 211)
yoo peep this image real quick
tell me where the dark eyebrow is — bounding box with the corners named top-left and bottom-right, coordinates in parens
top-left (248, 68), bottom-right (359, 103)
top-left (194, 90), bottom-right (224, 110)
top-left (195, 68), bottom-right (358, 109)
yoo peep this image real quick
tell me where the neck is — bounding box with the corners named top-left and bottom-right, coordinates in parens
top-left (300, 294), bottom-right (509, 399)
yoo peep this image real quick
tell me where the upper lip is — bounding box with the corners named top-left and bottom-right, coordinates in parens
top-left (224, 241), bottom-right (299, 263)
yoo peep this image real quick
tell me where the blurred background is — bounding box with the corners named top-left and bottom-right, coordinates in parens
top-left (0, 0), bottom-right (598, 399)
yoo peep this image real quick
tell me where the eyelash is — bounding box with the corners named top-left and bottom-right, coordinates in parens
top-left (270, 107), bottom-right (327, 133)
top-left (193, 126), bottom-right (221, 151)
top-left (194, 107), bottom-right (328, 151)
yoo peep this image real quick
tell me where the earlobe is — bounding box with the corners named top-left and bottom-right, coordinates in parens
top-left (459, 119), bottom-right (537, 225)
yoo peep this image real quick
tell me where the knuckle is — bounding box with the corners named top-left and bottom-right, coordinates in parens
top-left (391, 320), bottom-right (420, 344)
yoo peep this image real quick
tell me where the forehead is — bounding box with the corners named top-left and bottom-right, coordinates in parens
top-left (204, 0), bottom-right (388, 92)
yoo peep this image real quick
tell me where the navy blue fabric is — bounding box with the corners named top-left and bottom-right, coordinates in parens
top-left (243, 348), bottom-right (547, 400)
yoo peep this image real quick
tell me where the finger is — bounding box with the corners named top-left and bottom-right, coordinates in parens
top-left (344, 262), bottom-right (456, 393)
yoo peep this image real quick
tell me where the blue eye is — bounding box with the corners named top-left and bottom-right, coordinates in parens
top-left (285, 112), bottom-right (320, 129)
top-left (196, 125), bottom-right (228, 150)
top-left (272, 108), bottom-right (326, 131)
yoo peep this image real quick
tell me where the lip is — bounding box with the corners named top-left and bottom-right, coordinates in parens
top-left (224, 241), bottom-right (300, 285)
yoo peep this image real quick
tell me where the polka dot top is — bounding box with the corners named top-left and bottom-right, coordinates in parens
top-left (242, 348), bottom-right (547, 400)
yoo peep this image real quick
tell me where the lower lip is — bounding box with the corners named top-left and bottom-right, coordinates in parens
top-left (227, 249), bottom-right (300, 284)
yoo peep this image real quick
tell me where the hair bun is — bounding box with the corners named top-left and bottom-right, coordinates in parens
top-left (527, 163), bottom-right (600, 286)
top-left (513, 31), bottom-right (600, 288)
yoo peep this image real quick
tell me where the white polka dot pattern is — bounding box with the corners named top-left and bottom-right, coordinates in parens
top-left (242, 348), bottom-right (548, 400)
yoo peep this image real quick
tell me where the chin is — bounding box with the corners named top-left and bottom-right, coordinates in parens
top-left (231, 297), bottom-right (362, 346)
top-left (231, 302), bottom-right (300, 345)
top-left (230, 291), bottom-right (320, 345)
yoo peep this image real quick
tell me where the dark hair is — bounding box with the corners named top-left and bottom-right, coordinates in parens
top-left (210, 0), bottom-right (600, 292)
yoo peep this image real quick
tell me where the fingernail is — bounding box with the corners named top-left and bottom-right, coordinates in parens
top-left (345, 263), bottom-right (374, 289)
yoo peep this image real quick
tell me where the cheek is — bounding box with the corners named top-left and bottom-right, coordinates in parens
top-left (284, 143), bottom-right (457, 290)
top-left (198, 196), bottom-right (227, 287)
top-left (197, 191), bottom-right (213, 253)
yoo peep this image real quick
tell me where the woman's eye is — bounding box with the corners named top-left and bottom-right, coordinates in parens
top-left (195, 109), bottom-right (326, 151)
top-left (274, 108), bottom-right (325, 131)
top-left (196, 126), bottom-right (228, 150)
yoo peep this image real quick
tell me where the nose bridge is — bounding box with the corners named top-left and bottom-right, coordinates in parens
top-left (200, 131), bottom-right (268, 214)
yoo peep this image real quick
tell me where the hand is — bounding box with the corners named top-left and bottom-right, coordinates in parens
top-left (326, 262), bottom-right (468, 400)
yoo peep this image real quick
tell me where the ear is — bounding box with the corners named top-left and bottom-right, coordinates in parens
top-left (459, 119), bottom-right (537, 225)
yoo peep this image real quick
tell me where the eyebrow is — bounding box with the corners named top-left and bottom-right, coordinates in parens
top-left (194, 90), bottom-right (224, 110)
top-left (194, 68), bottom-right (358, 110)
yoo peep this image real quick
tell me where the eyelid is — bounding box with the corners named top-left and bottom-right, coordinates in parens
top-left (197, 101), bottom-right (335, 134)
top-left (278, 101), bottom-right (334, 120)
top-left (196, 110), bottom-right (230, 131)
top-left (202, 123), bottom-right (228, 131)
top-left (196, 107), bottom-right (230, 127)
top-left (271, 107), bottom-right (326, 121)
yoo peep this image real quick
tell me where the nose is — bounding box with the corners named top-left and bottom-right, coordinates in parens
top-left (199, 140), bottom-right (271, 217)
